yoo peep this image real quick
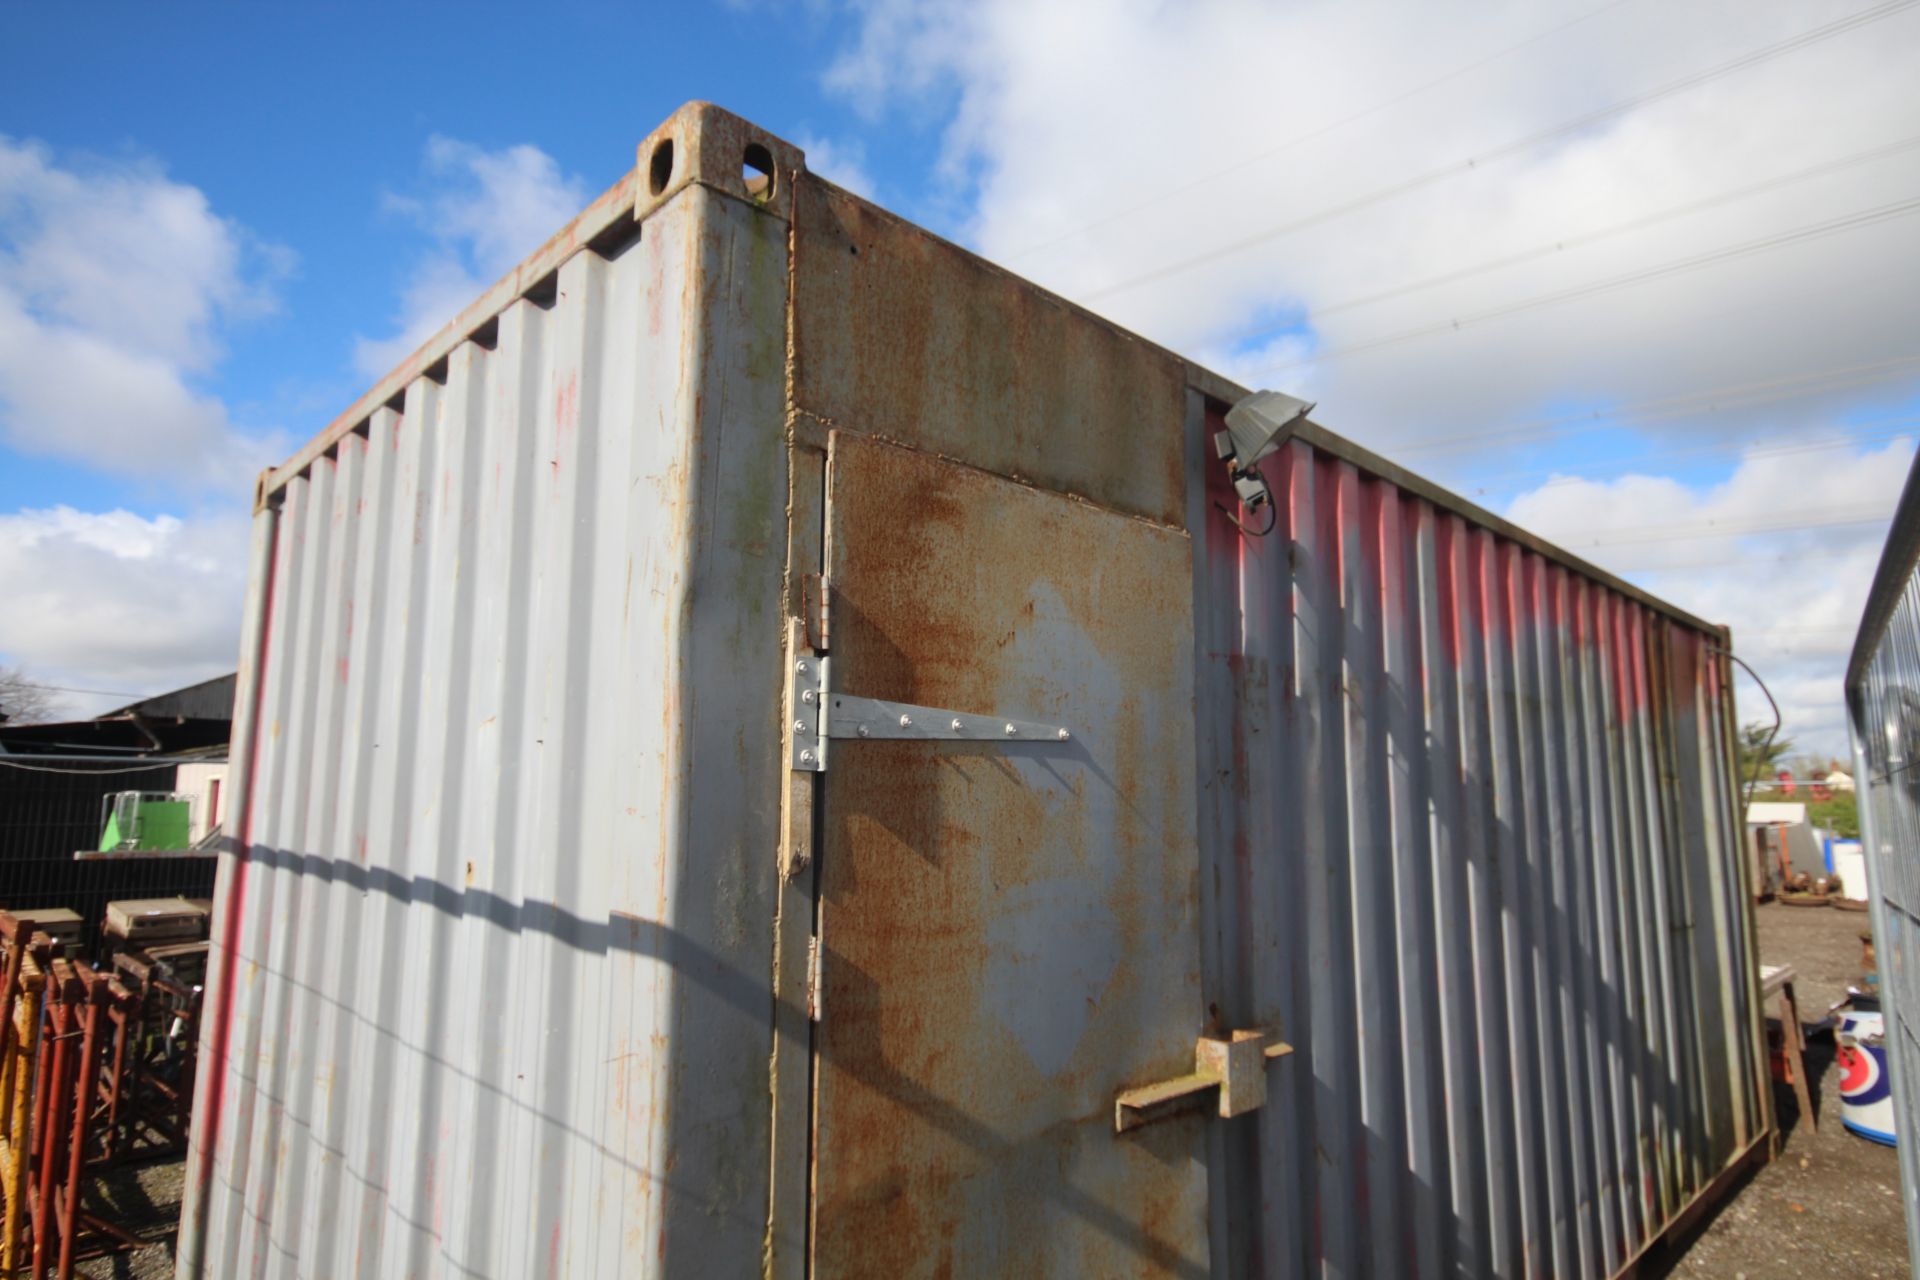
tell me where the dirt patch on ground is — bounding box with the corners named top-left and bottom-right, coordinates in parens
top-left (1653, 899), bottom-right (1909, 1278)
top-left (69, 1153), bottom-right (182, 1280)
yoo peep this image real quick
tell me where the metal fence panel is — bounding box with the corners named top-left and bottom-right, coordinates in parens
top-left (0, 762), bottom-right (217, 949)
top-left (1848, 448), bottom-right (1920, 1276)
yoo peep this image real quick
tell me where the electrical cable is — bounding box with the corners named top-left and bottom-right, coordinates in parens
top-left (1386, 352), bottom-right (1920, 459)
top-left (1712, 646), bottom-right (1782, 800)
top-left (0, 757), bottom-right (192, 776)
top-left (1550, 505), bottom-right (1895, 548)
top-left (998, 0), bottom-right (1638, 265)
top-left (1527, 424), bottom-right (1919, 489)
top-left (1080, 0), bottom-right (1920, 301)
top-left (1221, 131), bottom-right (1920, 352)
top-left (1446, 414), bottom-right (1920, 494)
top-left (1253, 192), bottom-right (1920, 376)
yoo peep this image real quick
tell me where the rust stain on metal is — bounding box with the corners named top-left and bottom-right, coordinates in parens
top-left (810, 432), bottom-right (1207, 1277)
top-left (791, 178), bottom-right (1188, 529)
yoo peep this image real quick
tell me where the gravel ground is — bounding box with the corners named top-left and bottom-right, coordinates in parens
top-left (70, 1153), bottom-right (183, 1280)
top-left (1653, 899), bottom-right (1909, 1278)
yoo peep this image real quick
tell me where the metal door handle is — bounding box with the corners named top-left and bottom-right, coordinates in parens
top-left (1114, 1030), bottom-right (1293, 1133)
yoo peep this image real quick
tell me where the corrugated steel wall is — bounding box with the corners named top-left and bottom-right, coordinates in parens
top-left (181, 179), bottom-right (793, 1278)
top-left (1189, 405), bottom-right (1767, 1278)
top-left (183, 99), bottom-right (1768, 1278)
top-left (1847, 450), bottom-right (1920, 1274)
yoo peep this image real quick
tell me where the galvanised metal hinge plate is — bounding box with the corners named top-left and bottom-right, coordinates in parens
top-left (1114, 1030), bottom-right (1294, 1133)
top-left (788, 655), bottom-right (1071, 774)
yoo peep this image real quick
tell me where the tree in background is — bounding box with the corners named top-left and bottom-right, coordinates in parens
top-left (0, 666), bottom-right (64, 724)
top-left (1738, 721), bottom-right (1793, 788)
top-left (1739, 723), bottom-right (1861, 838)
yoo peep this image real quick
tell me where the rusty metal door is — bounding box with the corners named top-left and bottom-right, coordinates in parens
top-left (806, 432), bottom-right (1210, 1278)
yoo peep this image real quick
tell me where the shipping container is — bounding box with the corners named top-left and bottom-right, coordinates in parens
top-left (180, 102), bottom-right (1769, 1278)
top-left (1847, 448), bottom-right (1920, 1273)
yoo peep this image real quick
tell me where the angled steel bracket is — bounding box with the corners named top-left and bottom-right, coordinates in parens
top-left (788, 656), bottom-right (1070, 773)
top-left (1114, 1030), bottom-right (1294, 1133)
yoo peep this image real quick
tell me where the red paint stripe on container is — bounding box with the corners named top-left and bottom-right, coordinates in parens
top-left (193, 514), bottom-right (281, 1199)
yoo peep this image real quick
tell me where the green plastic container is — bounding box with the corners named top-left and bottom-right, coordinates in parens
top-left (99, 798), bottom-right (191, 851)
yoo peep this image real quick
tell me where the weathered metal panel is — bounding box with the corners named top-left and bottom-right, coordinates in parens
top-left (1188, 400), bottom-right (1767, 1278)
top-left (809, 431), bottom-right (1209, 1278)
top-left (791, 177), bottom-right (1189, 527)
top-left (1847, 448), bottom-right (1920, 1276)
top-left (180, 149), bottom-right (794, 1276)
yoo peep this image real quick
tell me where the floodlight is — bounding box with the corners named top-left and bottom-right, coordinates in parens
top-left (1218, 390), bottom-right (1313, 470)
top-left (1213, 389), bottom-right (1315, 533)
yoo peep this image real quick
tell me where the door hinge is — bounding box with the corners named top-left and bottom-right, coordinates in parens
top-left (803, 573), bottom-right (831, 652)
top-left (805, 936), bottom-right (822, 1022)
top-left (1114, 1030), bottom-right (1294, 1134)
top-left (788, 655), bottom-right (1071, 774)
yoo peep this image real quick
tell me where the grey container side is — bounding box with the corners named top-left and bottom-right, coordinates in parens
top-left (180, 143), bottom-right (795, 1276)
top-left (785, 168), bottom-right (1765, 1276)
top-left (1848, 444), bottom-right (1920, 1278)
top-left (1185, 395), bottom-right (1769, 1279)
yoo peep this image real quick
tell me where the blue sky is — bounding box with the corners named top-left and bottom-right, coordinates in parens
top-left (0, 3), bottom-right (938, 518)
top-left (3, 0), bottom-right (1919, 755)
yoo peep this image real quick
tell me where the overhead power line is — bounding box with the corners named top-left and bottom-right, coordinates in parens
top-left (1000, 0), bottom-right (1637, 264)
top-left (1, 681), bottom-right (146, 698)
top-left (1738, 625), bottom-right (1859, 635)
top-left (0, 757), bottom-right (198, 776)
top-left (1223, 132), bottom-right (1920, 352)
top-left (1550, 503), bottom-right (1895, 548)
top-left (1452, 415), bottom-right (1920, 494)
top-left (1253, 192), bottom-right (1920, 375)
top-left (1080, 0), bottom-right (1920, 301)
top-left (1569, 544), bottom-right (1891, 572)
top-left (1531, 421), bottom-right (1919, 487)
top-left (1385, 352), bottom-right (1920, 460)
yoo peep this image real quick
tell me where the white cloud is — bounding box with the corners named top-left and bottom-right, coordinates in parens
top-left (795, 130), bottom-right (880, 202)
top-left (1504, 437), bottom-right (1916, 755)
top-left (354, 137), bottom-right (589, 378)
top-left (0, 137), bottom-right (292, 490)
top-left (0, 506), bottom-right (251, 717)
top-left (824, 0), bottom-right (1920, 432)
top-left (823, 0), bottom-right (1920, 756)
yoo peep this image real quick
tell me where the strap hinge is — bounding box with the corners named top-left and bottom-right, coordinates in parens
top-left (788, 657), bottom-right (1070, 774)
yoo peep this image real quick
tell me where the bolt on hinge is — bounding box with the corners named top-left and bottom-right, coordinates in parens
top-left (789, 653), bottom-right (828, 772)
top-left (1113, 1030), bottom-right (1293, 1134)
